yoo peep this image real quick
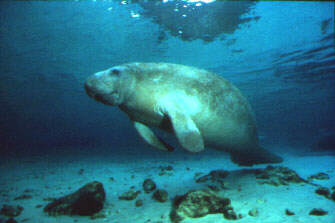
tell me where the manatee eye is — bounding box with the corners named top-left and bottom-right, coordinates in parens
top-left (111, 68), bottom-right (120, 76)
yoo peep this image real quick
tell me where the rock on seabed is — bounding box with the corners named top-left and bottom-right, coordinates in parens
top-left (43, 181), bottom-right (105, 216)
top-left (169, 190), bottom-right (235, 223)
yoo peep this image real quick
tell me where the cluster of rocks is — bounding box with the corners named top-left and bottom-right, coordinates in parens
top-left (118, 178), bottom-right (168, 206)
top-left (118, 174), bottom-right (236, 223)
top-left (195, 165), bottom-right (310, 189)
top-left (255, 165), bottom-right (307, 186)
top-left (0, 177), bottom-right (169, 221)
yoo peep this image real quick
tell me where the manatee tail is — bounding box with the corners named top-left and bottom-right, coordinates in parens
top-left (230, 146), bottom-right (283, 166)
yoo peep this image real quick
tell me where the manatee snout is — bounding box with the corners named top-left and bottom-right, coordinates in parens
top-left (84, 71), bottom-right (120, 106)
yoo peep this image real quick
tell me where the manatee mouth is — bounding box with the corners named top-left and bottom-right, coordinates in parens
top-left (93, 91), bottom-right (119, 105)
top-left (92, 92), bottom-right (115, 105)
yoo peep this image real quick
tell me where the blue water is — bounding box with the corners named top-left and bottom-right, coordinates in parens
top-left (0, 1), bottom-right (334, 157)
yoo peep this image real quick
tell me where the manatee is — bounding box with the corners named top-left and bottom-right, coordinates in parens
top-left (84, 62), bottom-right (282, 166)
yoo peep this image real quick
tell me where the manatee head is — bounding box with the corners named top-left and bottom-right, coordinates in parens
top-left (85, 65), bottom-right (134, 106)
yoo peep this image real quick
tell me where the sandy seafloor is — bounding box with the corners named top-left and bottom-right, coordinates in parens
top-left (0, 146), bottom-right (334, 223)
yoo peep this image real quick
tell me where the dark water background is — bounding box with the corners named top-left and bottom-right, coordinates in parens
top-left (0, 1), bottom-right (334, 157)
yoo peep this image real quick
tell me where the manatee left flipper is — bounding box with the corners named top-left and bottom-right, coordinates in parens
top-left (165, 109), bottom-right (204, 153)
top-left (134, 121), bottom-right (174, 152)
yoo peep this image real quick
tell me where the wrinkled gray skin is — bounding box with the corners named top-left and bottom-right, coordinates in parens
top-left (85, 62), bottom-right (282, 166)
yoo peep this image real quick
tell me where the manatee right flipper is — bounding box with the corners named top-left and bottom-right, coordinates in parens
top-left (230, 146), bottom-right (283, 166)
top-left (134, 121), bottom-right (174, 152)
